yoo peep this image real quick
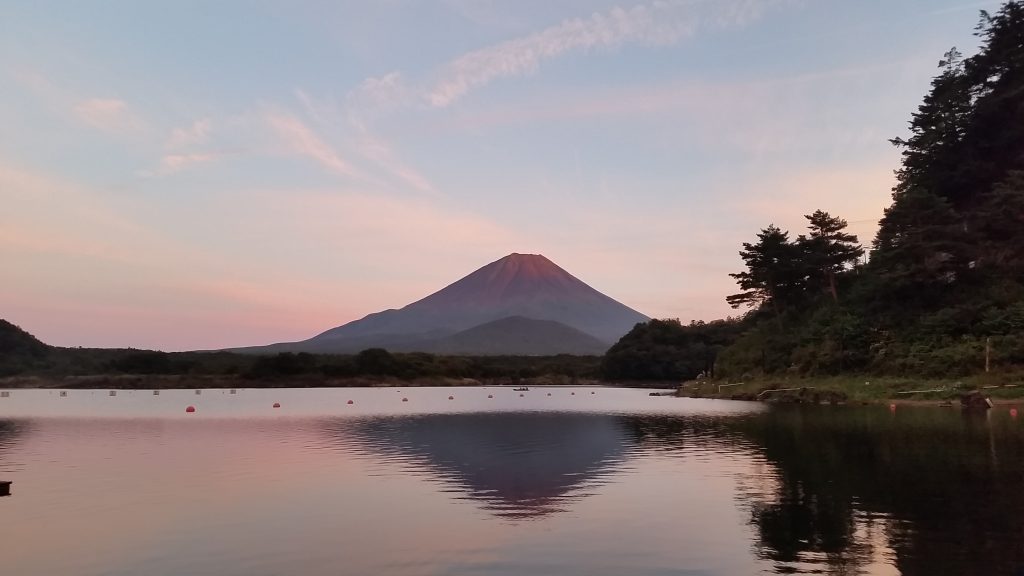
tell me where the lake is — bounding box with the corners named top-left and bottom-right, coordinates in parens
top-left (1, 386), bottom-right (1022, 576)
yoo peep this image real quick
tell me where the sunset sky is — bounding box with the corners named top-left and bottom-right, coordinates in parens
top-left (1, 0), bottom-right (1003, 351)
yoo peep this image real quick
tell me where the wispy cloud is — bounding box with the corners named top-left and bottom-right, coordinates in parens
top-left (139, 153), bottom-right (220, 178)
top-left (294, 88), bottom-right (328, 122)
top-left (166, 118), bottom-right (212, 149)
top-left (350, 72), bottom-right (410, 111)
top-left (425, 0), bottom-right (779, 107)
top-left (347, 116), bottom-right (437, 194)
top-left (72, 98), bottom-right (142, 132)
top-left (266, 113), bottom-right (358, 178)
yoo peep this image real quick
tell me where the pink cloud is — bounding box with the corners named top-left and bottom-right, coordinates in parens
top-left (266, 113), bottom-right (358, 178)
top-left (425, 0), bottom-right (779, 107)
top-left (72, 98), bottom-right (142, 132)
top-left (166, 118), bottom-right (212, 149)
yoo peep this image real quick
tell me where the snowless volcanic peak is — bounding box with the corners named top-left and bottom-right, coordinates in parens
top-left (413, 253), bottom-right (597, 309)
top-left (326, 252), bottom-right (649, 344)
top-left (238, 252), bottom-right (651, 354)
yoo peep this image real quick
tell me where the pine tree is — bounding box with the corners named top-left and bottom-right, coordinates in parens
top-left (727, 225), bottom-right (805, 315)
top-left (959, 4), bottom-right (1024, 205)
top-left (971, 171), bottom-right (1024, 274)
top-left (871, 188), bottom-right (966, 288)
top-left (888, 47), bottom-right (973, 209)
top-left (797, 210), bottom-right (864, 303)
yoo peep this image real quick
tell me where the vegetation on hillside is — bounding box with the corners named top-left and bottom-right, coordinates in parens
top-left (0, 325), bottom-right (603, 385)
top-left (607, 3), bottom-right (1024, 382)
top-left (0, 320), bottom-right (49, 377)
top-left (603, 319), bottom-right (744, 381)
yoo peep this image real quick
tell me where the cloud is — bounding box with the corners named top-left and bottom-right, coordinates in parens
top-left (140, 153), bottom-right (220, 178)
top-left (295, 88), bottom-right (328, 122)
top-left (72, 98), bottom-right (141, 132)
top-left (266, 113), bottom-right (358, 178)
top-left (350, 72), bottom-right (410, 111)
top-left (427, 55), bottom-right (927, 164)
top-left (425, 0), bottom-right (779, 107)
top-left (348, 117), bottom-right (437, 194)
top-left (166, 118), bottom-right (212, 149)
top-left (357, 135), bottom-right (437, 194)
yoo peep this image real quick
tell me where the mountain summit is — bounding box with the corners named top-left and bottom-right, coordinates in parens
top-left (240, 253), bottom-right (649, 355)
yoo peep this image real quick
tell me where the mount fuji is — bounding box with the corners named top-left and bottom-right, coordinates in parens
top-left (237, 253), bottom-right (649, 355)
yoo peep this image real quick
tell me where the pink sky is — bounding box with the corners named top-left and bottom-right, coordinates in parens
top-left (1, 0), bottom-right (997, 350)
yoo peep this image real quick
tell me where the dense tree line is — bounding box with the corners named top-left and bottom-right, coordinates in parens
top-left (0, 320), bottom-right (603, 383)
top-left (606, 3), bottom-right (1024, 381)
top-left (720, 3), bottom-right (1024, 378)
top-left (602, 319), bottom-right (745, 381)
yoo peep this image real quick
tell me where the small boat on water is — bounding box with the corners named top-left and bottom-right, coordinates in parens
top-left (513, 387), bottom-right (529, 392)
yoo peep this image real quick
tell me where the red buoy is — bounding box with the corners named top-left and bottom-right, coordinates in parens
top-left (347, 400), bottom-right (354, 405)
top-left (185, 405), bottom-right (196, 413)
top-left (448, 395), bottom-right (454, 400)
top-left (889, 403), bottom-right (897, 411)
top-left (273, 402), bottom-right (281, 408)
top-left (1011, 408), bottom-right (1018, 418)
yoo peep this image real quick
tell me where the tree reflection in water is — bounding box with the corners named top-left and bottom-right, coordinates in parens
top-left (321, 406), bottom-right (1024, 575)
top-left (619, 408), bottom-right (1024, 575)
top-left (737, 407), bottom-right (1024, 575)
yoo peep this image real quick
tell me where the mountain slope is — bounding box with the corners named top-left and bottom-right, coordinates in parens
top-left (311, 253), bottom-right (647, 344)
top-left (237, 253), bottom-right (648, 355)
top-left (0, 319), bottom-right (50, 376)
top-left (419, 316), bottom-right (610, 356)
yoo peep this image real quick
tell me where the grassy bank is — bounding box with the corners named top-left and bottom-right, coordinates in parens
top-left (679, 371), bottom-right (1024, 404)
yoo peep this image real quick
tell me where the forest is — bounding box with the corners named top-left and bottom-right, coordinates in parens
top-left (605, 3), bottom-right (1024, 381)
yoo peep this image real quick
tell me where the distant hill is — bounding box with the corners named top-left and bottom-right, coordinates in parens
top-left (236, 253), bottom-right (648, 355)
top-left (420, 316), bottom-right (610, 356)
top-left (0, 319), bottom-right (49, 375)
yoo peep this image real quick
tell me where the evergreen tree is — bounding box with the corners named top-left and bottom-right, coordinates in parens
top-left (871, 188), bottom-right (966, 289)
top-left (713, 2), bottom-right (1024, 377)
top-left (959, 4), bottom-right (1024, 204)
top-left (888, 48), bottom-right (973, 209)
top-left (727, 225), bottom-right (805, 315)
top-left (970, 171), bottom-right (1024, 275)
top-left (797, 210), bottom-right (863, 302)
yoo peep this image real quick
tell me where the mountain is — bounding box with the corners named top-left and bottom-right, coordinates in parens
top-left (238, 253), bottom-right (648, 355)
top-left (420, 316), bottom-right (610, 356)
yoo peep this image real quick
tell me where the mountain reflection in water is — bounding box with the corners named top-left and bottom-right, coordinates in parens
top-left (326, 413), bottom-right (634, 519)
top-left (2, 390), bottom-right (1024, 576)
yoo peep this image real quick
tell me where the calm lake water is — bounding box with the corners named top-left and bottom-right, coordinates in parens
top-left (1, 386), bottom-right (1023, 576)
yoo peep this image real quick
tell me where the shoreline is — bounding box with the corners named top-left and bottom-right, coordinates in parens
top-left (6, 374), bottom-right (1024, 407)
top-left (0, 374), bottom-right (678, 391)
top-left (677, 374), bottom-right (1024, 405)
